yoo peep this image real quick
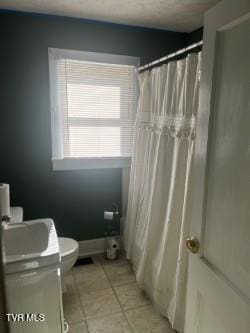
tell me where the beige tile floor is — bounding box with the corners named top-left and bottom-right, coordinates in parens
top-left (62, 254), bottom-right (175, 333)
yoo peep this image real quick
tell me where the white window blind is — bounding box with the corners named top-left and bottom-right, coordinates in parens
top-left (49, 48), bottom-right (139, 170)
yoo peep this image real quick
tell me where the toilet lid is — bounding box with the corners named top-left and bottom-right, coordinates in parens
top-left (59, 237), bottom-right (79, 257)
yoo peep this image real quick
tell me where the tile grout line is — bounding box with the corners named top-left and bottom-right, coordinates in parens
top-left (112, 285), bottom-right (136, 333)
top-left (68, 256), bottom-right (146, 333)
top-left (65, 256), bottom-right (175, 333)
top-left (72, 258), bottom-right (120, 332)
top-left (71, 270), bottom-right (90, 333)
top-left (100, 256), bottom-right (167, 333)
top-left (100, 257), bottom-right (137, 333)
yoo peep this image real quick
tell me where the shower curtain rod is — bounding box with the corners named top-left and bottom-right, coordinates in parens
top-left (138, 40), bottom-right (203, 73)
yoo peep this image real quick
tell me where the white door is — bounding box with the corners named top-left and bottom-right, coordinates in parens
top-left (185, 0), bottom-right (250, 332)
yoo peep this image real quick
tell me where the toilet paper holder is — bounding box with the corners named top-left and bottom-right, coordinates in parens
top-left (104, 203), bottom-right (120, 260)
top-left (103, 203), bottom-right (120, 237)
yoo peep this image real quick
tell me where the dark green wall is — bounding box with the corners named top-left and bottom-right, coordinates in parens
top-left (186, 27), bottom-right (203, 45)
top-left (0, 11), bottom-right (187, 241)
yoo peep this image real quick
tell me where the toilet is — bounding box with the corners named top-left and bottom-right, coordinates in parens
top-left (10, 207), bottom-right (79, 275)
top-left (58, 237), bottom-right (79, 274)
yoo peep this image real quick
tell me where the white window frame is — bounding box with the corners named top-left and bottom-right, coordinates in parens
top-left (48, 48), bottom-right (139, 170)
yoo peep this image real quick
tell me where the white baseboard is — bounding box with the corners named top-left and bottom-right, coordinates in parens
top-left (78, 238), bottom-right (105, 257)
top-left (78, 217), bottom-right (126, 258)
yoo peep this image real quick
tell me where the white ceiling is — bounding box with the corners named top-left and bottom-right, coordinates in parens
top-left (0, 0), bottom-right (220, 32)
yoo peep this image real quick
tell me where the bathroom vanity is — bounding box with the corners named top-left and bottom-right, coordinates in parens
top-left (2, 219), bottom-right (64, 333)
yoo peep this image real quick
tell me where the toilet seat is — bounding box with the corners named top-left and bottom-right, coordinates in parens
top-left (59, 237), bottom-right (78, 260)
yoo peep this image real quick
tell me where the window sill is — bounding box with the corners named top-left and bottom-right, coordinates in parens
top-left (52, 157), bottom-right (131, 170)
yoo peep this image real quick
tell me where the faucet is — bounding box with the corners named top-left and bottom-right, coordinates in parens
top-left (1, 215), bottom-right (11, 223)
top-left (1, 215), bottom-right (11, 230)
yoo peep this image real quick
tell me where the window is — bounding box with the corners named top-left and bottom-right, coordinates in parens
top-left (48, 48), bottom-right (139, 170)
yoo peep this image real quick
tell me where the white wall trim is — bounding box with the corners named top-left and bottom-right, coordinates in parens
top-left (49, 48), bottom-right (140, 67)
top-left (78, 238), bottom-right (105, 257)
top-left (53, 157), bottom-right (131, 170)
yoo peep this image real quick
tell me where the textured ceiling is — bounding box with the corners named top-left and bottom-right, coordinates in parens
top-left (0, 0), bottom-right (220, 32)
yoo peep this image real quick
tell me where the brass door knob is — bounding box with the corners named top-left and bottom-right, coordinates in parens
top-left (186, 237), bottom-right (200, 254)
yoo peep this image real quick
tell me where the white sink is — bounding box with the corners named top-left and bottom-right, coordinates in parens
top-left (2, 219), bottom-right (60, 274)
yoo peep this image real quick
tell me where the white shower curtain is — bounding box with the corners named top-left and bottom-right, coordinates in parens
top-left (125, 53), bottom-right (201, 333)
